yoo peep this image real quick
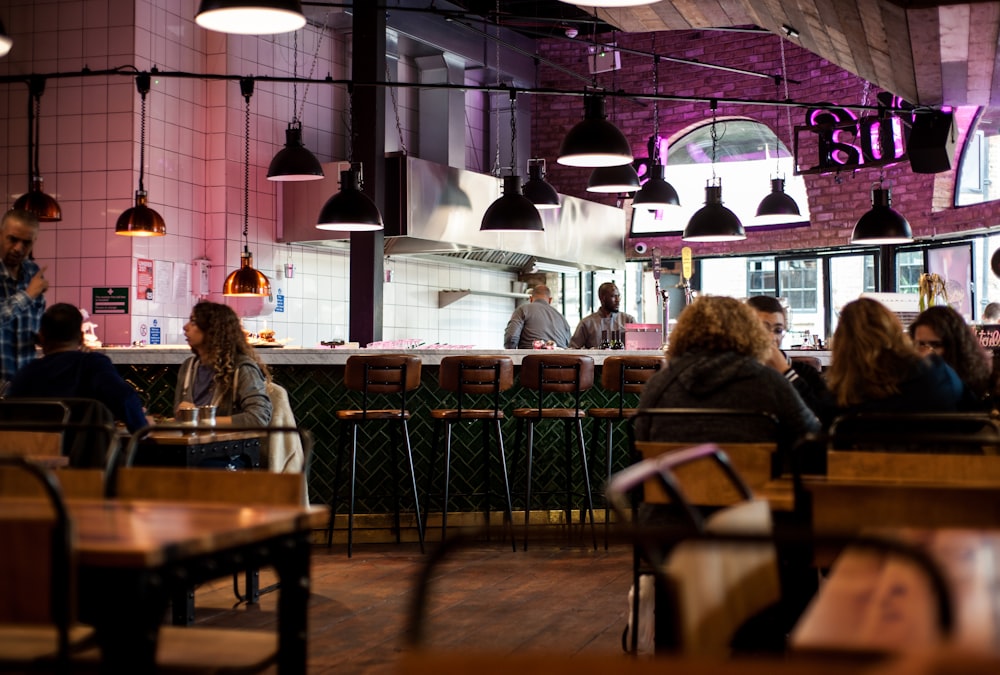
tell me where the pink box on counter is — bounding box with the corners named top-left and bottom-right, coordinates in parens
top-left (624, 324), bottom-right (663, 350)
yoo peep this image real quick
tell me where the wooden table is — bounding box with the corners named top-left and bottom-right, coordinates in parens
top-left (133, 428), bottom-right (265, 468)
top-left (3, 497), bottom-right (327, 674)
top-left (790, 528), bottom-right (1000, 655)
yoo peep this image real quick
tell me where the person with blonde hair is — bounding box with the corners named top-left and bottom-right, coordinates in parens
top-left (827, 298), bottom-right (964, 413)
top-left (635, 295), bottom-right (819, 446)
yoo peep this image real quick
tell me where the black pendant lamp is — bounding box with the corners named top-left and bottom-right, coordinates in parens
top-left (224, 79), bottom-right (271, 297)
top-left (633, 59), bottom-right (680, 211)
top-left (521, 159), bottom-right (560, 210)
top-left (0, 18), bottom-right (12, 57)
top-left (317, 164), bottom-right (384, 231)
top-left (587, 163), bottom-right (640, 194)
top-left (557, 93), bottom-right (633, 168)
top-left (482, 91), bottom-right (543, 231)
top-left (196, 0), bottom-right (305, 35)
top-left (116, 74), bottom-right (166, 237)
top-left (683, 101), bottom-right (745, 242)
top-left (850, 184), bottom-right (912, 244)
top-left (12, 76), bottom-right (60, 222)
top-left (754, 38), bottom-right (801, 225)
top-left (267, 33), bottom-right (323, 182)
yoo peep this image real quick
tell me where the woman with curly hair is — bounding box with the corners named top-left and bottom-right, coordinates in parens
top-left (174, 301), bottom-right (273, 427)
top-left (827, 298), bottom-right (964, 413)
top-left (635, 295), bottom-right (820, 447)
top-left (908, 305), bottom-right (991, 404)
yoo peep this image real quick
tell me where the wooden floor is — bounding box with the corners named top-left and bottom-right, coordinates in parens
top-left (191, 535), bottom-right (635, 675)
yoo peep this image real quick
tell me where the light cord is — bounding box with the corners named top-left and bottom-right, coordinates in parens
top-left (241, 78), bottom-right (253, 250)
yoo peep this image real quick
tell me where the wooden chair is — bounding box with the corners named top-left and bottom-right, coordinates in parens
top-left (0, 399), bottom-right (70, 460)
top-left (587, 354), bottom-right (667, 547)
top-left (425, 355), bottom-right (515, 548)
top-left (513, 354), bottom-right (597, 551)
top-left (829, 412), bottom-right (1000, 454)
top-left (0, 456), bottom-right (96, 672)
top-left (329, 354), bottom-right (425, 557)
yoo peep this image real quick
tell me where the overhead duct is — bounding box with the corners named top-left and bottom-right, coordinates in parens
top-left (278, 155), bottom-right (625, 272)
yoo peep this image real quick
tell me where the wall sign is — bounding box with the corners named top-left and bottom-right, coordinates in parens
top-left (137, 259), bottom-right (154, 300)
top-left (92, 287), bottom-right (129, 315)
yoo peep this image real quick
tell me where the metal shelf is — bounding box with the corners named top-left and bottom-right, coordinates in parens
top-left (438, 289), bottom-right (528, 308)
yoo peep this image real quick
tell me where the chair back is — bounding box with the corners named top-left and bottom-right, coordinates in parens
top-left (519, 354), bottom-right (594, 412)
top-left (438, 355), bottom-right (513, 415)
top-left (829, 412), bottom-right (1000, 454)
top-left (599, 354), bottom-right (667, 415)
top-left (344, 355), bottom-right (422, 417)
top-left (0, 457), bottom-right (74, 660)
top-left (110, 465), bottom-right (305, 506)
top-left (0, 399), bottom-right (70, 458)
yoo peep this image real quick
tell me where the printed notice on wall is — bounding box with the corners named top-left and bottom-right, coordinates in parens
top-left (137, 259), bottom-right (154, 300)
top-left (92, 287), bottom-right (129, 315)
top-left (154, 260), bottom-right (174, 303)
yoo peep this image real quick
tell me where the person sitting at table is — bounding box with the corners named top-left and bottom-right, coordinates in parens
top-left (827, 298), bottom-right (965, 414)
top-left (174, 301), bottom-right (272, 430)
top-left (908, 305), bottom-right (991, 406)
top-left (635, 295), bottom-right (820, 449)
top-left (746, 295), bottom-right (836, 426)
top-left (7, 302), bottom-right (150, 433)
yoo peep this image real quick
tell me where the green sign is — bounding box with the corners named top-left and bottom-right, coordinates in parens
top-left (91, 287), bottom-right (129, 315)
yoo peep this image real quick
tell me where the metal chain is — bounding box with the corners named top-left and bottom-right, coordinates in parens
top-left (386, 63), bottom-right (407, 155)
top-left (710, 100), bottom-right (718, 182)
top-left (652, 51), bottom-right (660, 160)
top-left (492, 0), bottom-right (501, 177)
top-left (509, 90), bottom-right (517, 174)
top-left (33, 93), bottom-right (41, 179)
top-left (345, 83), bottom-right (353, 163)
top-left (779, 35), bottom-right (793, 161)
top-left (292, 32), bottom-right (298, 124)
top-left (138, 87), bottom-right (147, 191)
top-left (243, 82), bottom-right (251, 242)
top-left (295, 12), bottom-right (329, 123)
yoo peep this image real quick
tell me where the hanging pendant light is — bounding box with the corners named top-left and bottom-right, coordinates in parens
top-left (587, 164), bottom-right (640, 194)
top-left (0, 18), bottom-right (13, 57)
top-left (267, 33), bottom-right (323, 182)
top-left (557, 93), bottom-right (633, 168)
top-left (12, 76), bottom-right (60, 222)
top-left (521, 159), bottom-right (560, 210)
top-left (482, 91), bottom-right (543, 231)
top-left (754, 37), bottom-right (801, 225)
top-left (317, 164), bottom-right (384, 231)
top-left (633, 57), bottom-right (680, 211)
top-left (683, 100), bottom-right (745, 242)
top-left (116, 74), bottom-right (166, 237)
top-left (850, 183), bottom-right (912, 244)
top-left (224, 78), bottom-right (271, 297)
top-left (195, 0), bottom-right (305, 35)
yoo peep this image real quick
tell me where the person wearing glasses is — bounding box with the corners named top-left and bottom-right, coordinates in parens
top-left (746, 296), bottom-right (835, 426)
top-left (908, 305), bottom-right (990, 406)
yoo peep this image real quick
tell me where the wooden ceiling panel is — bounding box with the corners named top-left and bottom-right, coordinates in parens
top-left (879, 1), bottom-right (918, 102)
top-left (965, 3), bottom-right (999, 105)
top-left (908, 6), bottom-right (945, 104)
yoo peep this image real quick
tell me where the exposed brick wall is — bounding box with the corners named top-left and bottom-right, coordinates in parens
top-left (533, 30), bottom-right (996, 261)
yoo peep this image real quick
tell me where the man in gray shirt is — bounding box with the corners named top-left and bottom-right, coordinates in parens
top-left (570, 282), bottom-right (635, 348)
top-left (504, 285), bottom-right (571, 349)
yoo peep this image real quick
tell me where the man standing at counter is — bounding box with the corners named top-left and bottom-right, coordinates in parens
top-left (570, 282), bottom-right (634, 349)
top-left (504, 285), bottom-right (571, 349)
top-left (0, 209), bottom-right (47, 389)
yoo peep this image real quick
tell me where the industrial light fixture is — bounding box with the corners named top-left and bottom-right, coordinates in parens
top-left (224, 78), bottom-right (272, 297)
top-left (0, 18), bottom-right (13, 57)
top-left (633, 57), bottom-right (680, 211)
top-left (195, 0), bottom-right (305, 35)
top-left (587, 164), bottom-right (639, 194)
top-left (267, 32), bottom-right (323, 182)
top-left (754, 37), bottom-right (801, 225)
top-left (481, 91), bottom-right (543, 231)
top-left (13, 76), bottom-right (60, 221)
top-left (521, 159), bottom-right (560, 210)
top-left (116, 73), bottom-right (166, 237)
top-left (683, 101), bottom-right (746, 242)
top-left (850, 181), bottom-right (912, 245)
top-left (316, 84), bottom-right (383, 231)
top-left (557, 93), bottom-right (633, 168)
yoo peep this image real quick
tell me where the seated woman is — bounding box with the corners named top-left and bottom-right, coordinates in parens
top-left (635, 295), bottom-right (820, 449)
top-left (828, 298), bottom-right (964, 414)
top-left (908, 305), bottom-right (991, 407)
top-left (174, 301), bottom-right (273, 429)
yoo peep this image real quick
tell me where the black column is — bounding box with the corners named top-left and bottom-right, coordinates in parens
top-left (349, 4), bottom-right (385, 345)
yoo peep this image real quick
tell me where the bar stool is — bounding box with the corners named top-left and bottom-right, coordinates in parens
top-left (513, 353), bottom-right (596, 551)
top-left (588, 354), bottom-right (668, 547)
top-left (329, 354), bottom-right (425, 557)
top-left (426, 355), bottom-right (516, 550)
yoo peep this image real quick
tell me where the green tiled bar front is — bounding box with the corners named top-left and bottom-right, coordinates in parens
top-left (109, 349), bottom-right (639, 520)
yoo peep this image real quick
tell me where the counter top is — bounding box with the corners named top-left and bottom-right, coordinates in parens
top-left (100, 347), bottom-right (674, 366)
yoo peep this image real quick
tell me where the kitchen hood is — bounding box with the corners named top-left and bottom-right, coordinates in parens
top-left (278, 155), bottom-right (625, 272)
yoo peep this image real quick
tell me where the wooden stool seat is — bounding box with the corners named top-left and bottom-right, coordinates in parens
top-left (430, 408), bottom-right (506, 421)
top-left (335, 409), bottom-right (412, 421)
top-left (513, 407), bottom-right (588, 419)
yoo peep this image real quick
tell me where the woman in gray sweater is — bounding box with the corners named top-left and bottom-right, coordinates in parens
top-left (635, 295), bottom-right (820, 450)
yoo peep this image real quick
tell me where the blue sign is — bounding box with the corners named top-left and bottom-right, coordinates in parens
top-left (275, 291), bottom-right (285, 313)
top-left (149, 319), bottom-right (161, 345)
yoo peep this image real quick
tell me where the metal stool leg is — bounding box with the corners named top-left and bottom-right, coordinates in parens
top-left (441, 422), bottom-right (453, 538)
top-left (401, 418), bottom-right (425, 553)
top-left (523, 421), bottom-right (535, 552)
top-left (347, 422), bottom-right (359, 558)
top-left (327, 420), bottom-right (348, 548)
top-left (603, 417), bottom-right (614, 550)
top-left (575, 418), bottom-right (598, 551)
top-left (493, 418), bottom-right (517, 552)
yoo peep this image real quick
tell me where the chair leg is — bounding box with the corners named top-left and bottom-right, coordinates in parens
top-left (493, 418), bottom-right (517, 552)
top-left (401, 418), bottom-right (425, 554)
top-left (563, 420), bottom-right (574, 532)
top-left (575, 418), bottom-right (598, 551)
top-left (327, 420), bottom-right (348, 549)
top-left (523, 421), bottom-right (535, 552)
top-left (422, 419), bottom-right (440, 538)
top-left (479, 419), bottom-right (492, 535)
top-left (348, 422), bottom-right (359, 558)
top-left (390, 421), bottom-right (402, 544)
top-left (604, 418), bottom-right (614, 550)
top-left (441, 422), bottom-right (453, 539)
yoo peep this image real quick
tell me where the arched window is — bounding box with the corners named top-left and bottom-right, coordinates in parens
top-left (956, 106), bottom-right (1000, 206)
top-left (631, 118), bottom-right (811, 235)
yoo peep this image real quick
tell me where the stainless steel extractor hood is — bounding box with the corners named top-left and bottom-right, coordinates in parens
top-left (278, 155), bottom-right (625, 272)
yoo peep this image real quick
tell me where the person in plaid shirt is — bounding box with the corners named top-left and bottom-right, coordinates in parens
top-left (0, 209), bottom-right (48, 389)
